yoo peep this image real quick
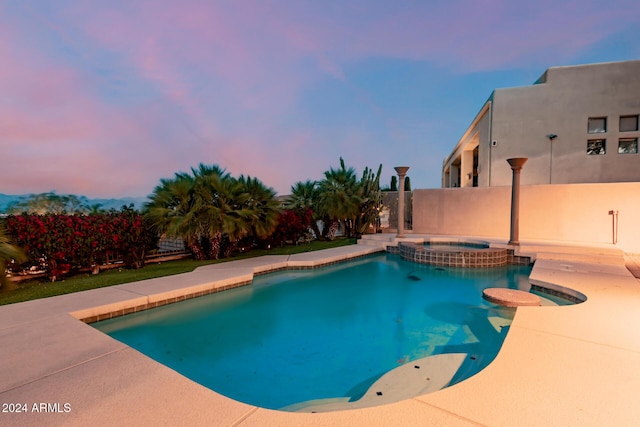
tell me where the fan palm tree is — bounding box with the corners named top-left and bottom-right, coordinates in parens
top-left (144, 172), bottom-right (207, 260)
top-left (317, 158), bottom-right (362, 239)
top-left (287, 180), bottom-right (323, 240)
top-left (190, 164), bottom-right (239, 259)
top-left (193, 170), bottom-right (247, 259)
top-left (287, 180), bottom-right (317, 210)
top-left (146, 163), bottom-right (281, 259)
top-left (236, 175), bottom-right (281, 243)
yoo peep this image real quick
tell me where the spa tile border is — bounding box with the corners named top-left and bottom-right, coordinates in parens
top-left (398, 242), bottom-right (531, 268)
top-left (387, 246), bottom-right (400, 254)
top-left (393, 242), bottom-right (532, 268)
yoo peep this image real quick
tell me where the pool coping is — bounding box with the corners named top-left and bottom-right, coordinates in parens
top-left (70, 251), bottom-right (380, 324)
top-left (1, 237), bottom-right (640, 426)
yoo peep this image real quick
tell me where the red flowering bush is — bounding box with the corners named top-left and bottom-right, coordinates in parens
top-left (5, 208), bottom-right (158, 281)
top-left (265, 208), bottom-right (314, 247)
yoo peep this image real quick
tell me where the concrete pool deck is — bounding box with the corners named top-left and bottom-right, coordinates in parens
top-left (1, 237), bottom-right (640, 426)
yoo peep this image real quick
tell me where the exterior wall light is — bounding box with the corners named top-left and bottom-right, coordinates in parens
top-left (546, 134), bottom-right (558, 183)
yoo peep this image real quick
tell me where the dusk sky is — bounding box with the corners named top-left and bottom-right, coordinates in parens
top-left (2, 1), bottom-right (639, 198)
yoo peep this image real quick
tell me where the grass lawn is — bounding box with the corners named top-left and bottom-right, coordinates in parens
top-left (0, 237), bottom-right (357, 306)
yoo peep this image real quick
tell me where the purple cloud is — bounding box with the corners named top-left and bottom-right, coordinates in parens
top-left (1, 0), bottom-right (638, 197)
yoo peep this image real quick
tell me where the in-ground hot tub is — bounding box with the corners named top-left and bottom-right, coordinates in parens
top-left (399, 241), bottom-right (513, 268)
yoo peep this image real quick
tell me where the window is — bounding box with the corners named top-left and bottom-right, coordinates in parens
top-left (620, 115), bottom-right (639, 132)
top-left (618, 138), bottom-right (638, 154)
top-left (588, 117), bottom-right (607, 133)
top-left (587, 139), bottom-right (606, 155)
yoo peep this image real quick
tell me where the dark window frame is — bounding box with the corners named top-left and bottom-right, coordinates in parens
top-left (587, 139), bottom-right (606, 155)
top-left (618, 138), bottom-right (638, 154)
top-left (588, 117), bottom-right (607, 134)
top-left (619, 115), bottom-right (639, 132)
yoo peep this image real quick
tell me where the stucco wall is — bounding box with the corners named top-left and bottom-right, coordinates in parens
top-left (412, 182), bottom-right (640, 253)
top-left (488, 61), bottom-right (640, 186)
top-left (443, 61), bottom-right (640, 188)
top-left (382, 191), bottom-right (412, 230)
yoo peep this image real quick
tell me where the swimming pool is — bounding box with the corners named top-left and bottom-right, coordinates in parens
top-left (94, 253), bottom-right (532, 410)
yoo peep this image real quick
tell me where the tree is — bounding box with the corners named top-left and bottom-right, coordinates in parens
top-left (191, 165), bottom-right (241, 259)
top-left (145, 172), bottom-right (207, 260)
top-left (317, 158), bottom-right (362, 239)
top-left (0, 222), bottom-right (26, 290)
top-left (404, 176), bottom-right (411, 191)
top-left (145, 164), bottom-right (281, 260)
top-left (308, 158), bottom-right (385, 239)
top-left (287, 180), bottom-right (322, 240)
top-left (235, 175), bottom-right (280, 243)
top-left (390, 176), bottom-right (398, 191)
top-left (7, 192), bottom-right (93, 215)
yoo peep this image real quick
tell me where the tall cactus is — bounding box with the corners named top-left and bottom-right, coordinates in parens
top-left (355, 164), bottom-right (383, 236)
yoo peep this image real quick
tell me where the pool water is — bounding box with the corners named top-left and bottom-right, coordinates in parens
top-left (94, 254), bottom-right (532, 410)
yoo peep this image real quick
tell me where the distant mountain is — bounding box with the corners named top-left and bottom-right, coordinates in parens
top-left (88, 196), bottom-right (149, 212)
top-left (0, 193), bottom-right (148, 213)
top-left (0, 194), bottom-right (29, 213)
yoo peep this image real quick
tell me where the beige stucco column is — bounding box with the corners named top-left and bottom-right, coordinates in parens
top-left (507, 158), bottom-right (527, 245)
top-left (394, 166), bottom-right (410, 238)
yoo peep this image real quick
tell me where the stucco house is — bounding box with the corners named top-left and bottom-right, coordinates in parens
top-left (442, 60), bottom-right (640, 188)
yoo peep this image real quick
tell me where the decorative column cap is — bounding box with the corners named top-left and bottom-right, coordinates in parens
top-left (394, 166), bottom-right (410, 176)
top-left (507, 158), bottom-right (528, 170)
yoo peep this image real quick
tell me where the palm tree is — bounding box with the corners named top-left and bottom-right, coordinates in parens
top-left (144, 172), bottom-right (208, 260)
top-left (287, 180), bottom-right (322, 240)
top-left (193, 170), bottom-right (247, 259)
top-left (236, 175), bottom-right (281, 243)
top-left (287, 180), bottom-right (317, 210)
top-left (317, 158), bottom-right (362, 239)
top-left (146, 163), bottom-right (281, 259)
top-left (190, 164), bottom-right (240, 259)
top-left (0, 223), bottom-right (27, 290)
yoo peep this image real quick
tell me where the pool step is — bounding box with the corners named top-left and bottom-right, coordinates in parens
top-left (290, 353), bottom-right (467, 413)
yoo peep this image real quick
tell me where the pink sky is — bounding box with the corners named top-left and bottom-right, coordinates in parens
top-left (1, 1), bottom-right (639, 197)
